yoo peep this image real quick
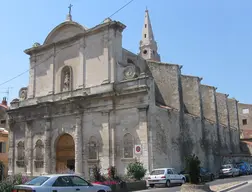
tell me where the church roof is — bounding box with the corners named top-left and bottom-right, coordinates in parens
top-left (0, 104), bottom-right (7, 110)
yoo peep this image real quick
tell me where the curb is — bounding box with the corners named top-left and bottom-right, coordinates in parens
top-left (218, 181), bottom-right (248, 192)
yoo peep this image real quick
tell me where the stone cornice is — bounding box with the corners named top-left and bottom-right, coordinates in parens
top-left (24, 21), bottom-right (126, 55)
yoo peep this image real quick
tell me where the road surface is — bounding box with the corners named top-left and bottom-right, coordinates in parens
top-left (136, 175), bottom-right (252, 192)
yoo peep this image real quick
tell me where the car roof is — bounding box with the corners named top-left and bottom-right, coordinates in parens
top-left (152, 168), bottom-right (174, 170)
top-left (40, 174), bottom-right (77, 178)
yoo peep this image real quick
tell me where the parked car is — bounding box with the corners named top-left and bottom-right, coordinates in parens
top-left (147, 168), bottom-right (186, 188)
top-left (180, 167), bottom-right (215, 182)
top-left (249, 164), bottom-right (252, 174)
top-left (219, 164), bottom-right (240, 178)
top-left (236, 162), bottom-right (250, 175)
top-left (13, 174), bottom-right (112, 192)
top-left (199, 167), bottom-right (215, 182)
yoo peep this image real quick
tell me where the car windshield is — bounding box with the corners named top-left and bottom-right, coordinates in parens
top-left (150, 170), bottom-right (165, 175)
top-left (221, 165), bottom-right (231, 169)
top-left (25, 176), bottom-right (50, 186)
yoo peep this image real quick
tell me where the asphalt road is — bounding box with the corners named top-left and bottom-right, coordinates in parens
top-left (229, 181), bottom-right (252, 192)
top-left (136, 175), bottom-right (252, 192)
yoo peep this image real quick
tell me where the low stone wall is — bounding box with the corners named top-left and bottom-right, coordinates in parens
top-left (110, 181), bottom-right (147, 192)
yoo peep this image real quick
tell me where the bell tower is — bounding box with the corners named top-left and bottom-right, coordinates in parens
top-left (139, 9), bottom-right (160, 61)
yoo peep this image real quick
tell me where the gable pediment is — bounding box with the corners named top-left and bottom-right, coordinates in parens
top-left (43, 21), bottom-right (87, 45)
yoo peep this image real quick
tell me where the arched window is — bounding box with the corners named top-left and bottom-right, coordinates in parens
top-left (61, 66), bottom-right (72, 92)
top-left (35, 140), bottom-right (44, 161)
top-left (123, 133), bottom-right (134, 158)
top-left (88, 136), bottom-right (98, 160)
top-left (17, 141), bottom-right (25, 161)
top-left (35, 140), bottom-right (44, 168)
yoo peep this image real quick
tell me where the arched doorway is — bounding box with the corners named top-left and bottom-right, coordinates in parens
top-left (56, 134), bottom-right (75, 173)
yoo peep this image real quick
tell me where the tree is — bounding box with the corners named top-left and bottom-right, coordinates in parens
top-left (127, 161), bottom-right (147, 180)
top-left (185, 154), bottom-right (201, 184)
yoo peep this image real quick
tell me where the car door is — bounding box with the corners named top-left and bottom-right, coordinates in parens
top-left (200, 168), bottom-right (209, 181)
top-left (167, 169), bottom-right (176, 183)
top-left (69, 175), bottom-right (95, 192)
top-left (52, 176), bottom-right (75, 192)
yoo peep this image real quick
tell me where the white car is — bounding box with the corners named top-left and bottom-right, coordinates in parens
top-left (219, 164), bottom-right (240, 178)
top-left (13, 174), bottom-right (112, 192)
top-left (147, 168), bottom-right (186, 187)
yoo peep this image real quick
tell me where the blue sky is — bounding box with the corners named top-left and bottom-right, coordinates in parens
top-left (0, 0), bottom-right (251, 104)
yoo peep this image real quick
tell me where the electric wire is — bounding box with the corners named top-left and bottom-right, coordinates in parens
top-left (0, 0), bottom-right (137, 88)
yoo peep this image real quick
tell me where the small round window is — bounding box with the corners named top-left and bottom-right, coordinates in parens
top-left (143, 50), bottom-right (147, 54)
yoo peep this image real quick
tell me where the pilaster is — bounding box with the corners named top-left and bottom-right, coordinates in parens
top-left (75, 112), bottom-right (83, 175)
top-left (25, 120), bottom-right (33, 176)
top-left (8, 119), bottom-right (15, 176)
top-left (109, 110), bottom-right (116, 167)
top-left (28, 55), bottom-right (36, 98)
top-left (43, 116), bottom-right (51, 174)
top-left (137, 107), bottom-right (149, 170)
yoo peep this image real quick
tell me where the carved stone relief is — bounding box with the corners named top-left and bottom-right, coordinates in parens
top-left (19, 87), bottom-right (28, 101)
top-left (61, 66), bottom-right (72, 92)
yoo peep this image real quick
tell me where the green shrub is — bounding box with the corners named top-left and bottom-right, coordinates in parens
top-left (185, 154), bottom-right (201, 184)
top-left (127, 161), bottom-right (147, 180)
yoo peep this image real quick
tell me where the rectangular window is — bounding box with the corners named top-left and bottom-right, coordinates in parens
top-left (145, 24), bottom-right (147, 28)
top-left (242, 119), bottom-right (248, 125)
top-left (144, 34), bottom-right (146, 38)
top-left (242, 109), bottom-right (249, 114)
top-left (0, 142), bottom-right (6, 153)
top-left (0, 120), bottom-right (5, 124)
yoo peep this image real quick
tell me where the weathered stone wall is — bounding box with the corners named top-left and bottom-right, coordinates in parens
top-left (147, 61), bottom-right (182, 110)
top-left (227, 99), bottom-right (240, 153)
top-left (200, 85), bottom-right (217, 122)
top-left (203, 120), bottom-right (220, 174)
top-left (181, 75), bottom-right (202, 117)
top-left (152, 107), bottom-right (181, 171)
top-left (216, 93), bottom-right (229, 126)
top-left (183, 114), bottom-right (206, 167)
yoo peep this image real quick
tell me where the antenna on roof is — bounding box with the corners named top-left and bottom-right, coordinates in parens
top-left (0, 87), bottom-right (12, 101)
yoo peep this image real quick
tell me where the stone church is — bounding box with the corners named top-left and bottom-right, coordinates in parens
top-left (7, 8), bottom-right (241, 177)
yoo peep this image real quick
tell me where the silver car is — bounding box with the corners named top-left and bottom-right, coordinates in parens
top-left (219, 164), bottom-right (240, 178)
top-left (13, 174), bottom-right (112, 192)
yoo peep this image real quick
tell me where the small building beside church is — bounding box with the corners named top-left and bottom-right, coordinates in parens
top-left (0, 97), bottom-right (9, 180)
top-left (8, 8), bottom-right (241, 178)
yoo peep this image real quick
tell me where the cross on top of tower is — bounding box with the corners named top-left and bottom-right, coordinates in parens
top-left (66, 4), bottom-right (73, 21)
top-left (68, 4), bottom-right (73, 15)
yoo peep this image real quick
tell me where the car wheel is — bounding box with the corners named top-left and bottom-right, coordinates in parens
top-left (179, 178), bottom-right (185, 186)
top-left (198, 177), bottom-right (202, 183)
top-left (232, 173), bottom-right (235, 177)
top-left (210, 174), bottom-right (214, 181)
top-left (166, 180), bottom-right (171, 187)
top-left (149, 184), bottom-right (155, 188)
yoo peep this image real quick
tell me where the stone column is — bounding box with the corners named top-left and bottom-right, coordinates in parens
top-left (75, 113), bottom-right (83, 175)
top-left (8, 119), bottom-right (15, 176)
top-left (25, 120), bottom-right (33, 176)
top-left (43, 116), bottom-right (51, 174)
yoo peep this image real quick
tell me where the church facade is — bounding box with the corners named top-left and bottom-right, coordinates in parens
top-left (7, 9), bottom-right (241, 177)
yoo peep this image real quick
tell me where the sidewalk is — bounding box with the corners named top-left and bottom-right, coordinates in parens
top-left (210, 181), bottom-right (248, 192)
